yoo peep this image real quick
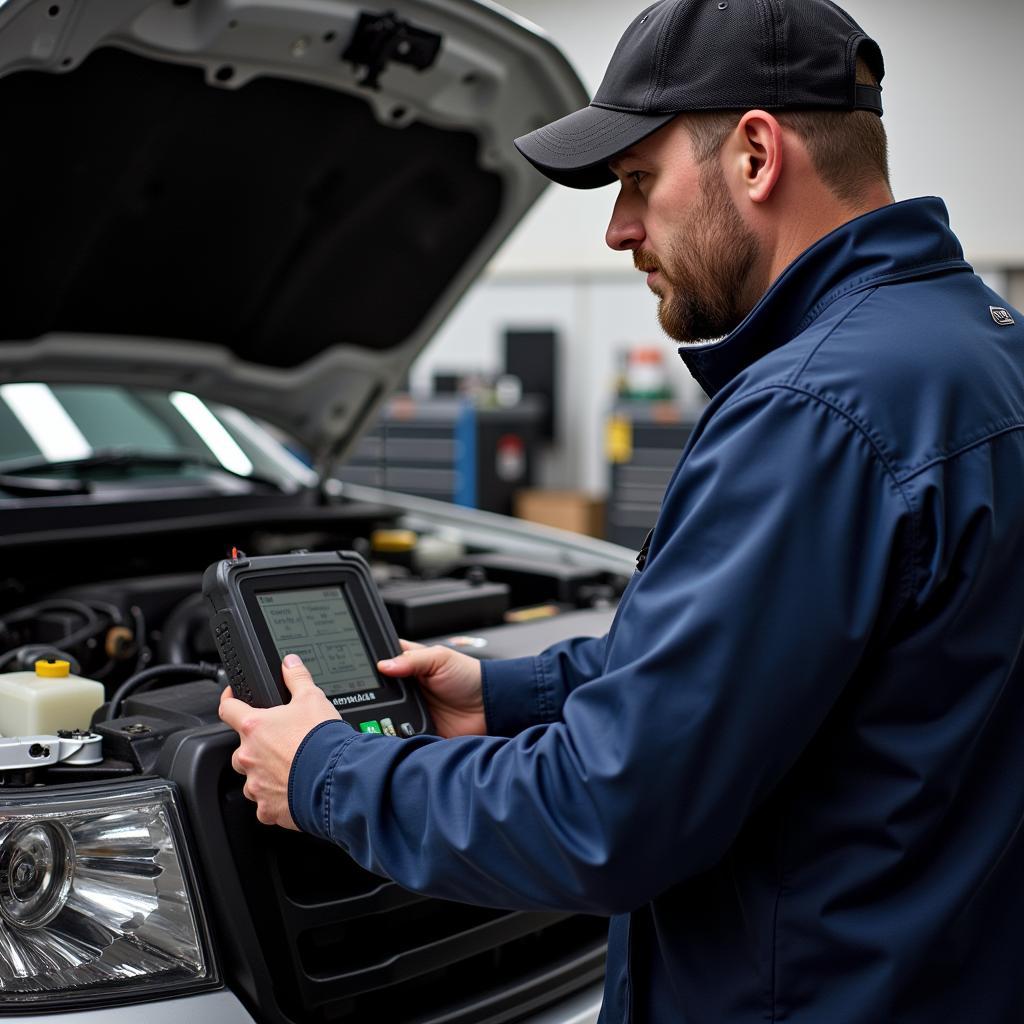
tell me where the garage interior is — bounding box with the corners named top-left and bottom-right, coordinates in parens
top-left (337, 0), bottom-right (1024, 545)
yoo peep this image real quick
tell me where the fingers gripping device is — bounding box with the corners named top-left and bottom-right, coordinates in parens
top-left (203, 551), bottom-right (433, 737)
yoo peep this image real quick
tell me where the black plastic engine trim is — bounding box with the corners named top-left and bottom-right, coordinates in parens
top-left (157, 724), bottom-right (606, 1024)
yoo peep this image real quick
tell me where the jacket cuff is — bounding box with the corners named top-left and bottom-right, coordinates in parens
top-left (481, 655), bottom-right (552, 736)
top-left (288, 719), bottom-right (357, 840)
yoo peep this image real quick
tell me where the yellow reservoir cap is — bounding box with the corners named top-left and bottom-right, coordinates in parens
top-left (35, 659), bottom-right (71, 678)
top-left (371, 529), bottom-right (417, 553)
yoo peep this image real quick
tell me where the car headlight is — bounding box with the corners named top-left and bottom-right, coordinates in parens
top-left (0, 779), bottom-right (217, 1011)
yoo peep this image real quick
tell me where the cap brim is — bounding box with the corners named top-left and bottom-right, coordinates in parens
top-left (514, 104), bottom-right (676, 190)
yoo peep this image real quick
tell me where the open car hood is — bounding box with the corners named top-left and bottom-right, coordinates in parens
top-left (0, 0), bottom-right (586, 465)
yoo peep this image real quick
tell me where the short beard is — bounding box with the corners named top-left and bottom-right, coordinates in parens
top-left (639, 162), bottom-right (761, 344)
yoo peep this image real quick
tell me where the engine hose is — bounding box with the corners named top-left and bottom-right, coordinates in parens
top-left (57, 599), bottom-right (125, 650)
top-left (0, 599), bottom-right (99, 651)
top-left (0, 645), bottom-right (83, 674)
top-left (156, 593), bottom-right (210, 664)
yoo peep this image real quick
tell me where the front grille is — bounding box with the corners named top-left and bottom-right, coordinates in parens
top-left (219, 777), bottom-right (606, 1024)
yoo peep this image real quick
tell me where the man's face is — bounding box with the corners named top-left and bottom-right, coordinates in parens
top-left (607, 120), bottom-right (762, 344)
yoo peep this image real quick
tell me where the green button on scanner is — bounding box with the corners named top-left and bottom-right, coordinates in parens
top-left (359, 721), bottom-right (383, 735)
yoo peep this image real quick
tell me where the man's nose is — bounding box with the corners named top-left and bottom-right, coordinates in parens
top-left (605, 191), bottom-right (645, 252)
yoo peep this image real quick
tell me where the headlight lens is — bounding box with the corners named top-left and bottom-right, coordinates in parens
top-left (0, 780), bottom-right (216, 1009)
top-left (0, 820), bottom-right (75, 928)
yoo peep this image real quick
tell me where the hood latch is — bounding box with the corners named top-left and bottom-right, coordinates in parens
top-left (342, 10), bottom-right (442, 91)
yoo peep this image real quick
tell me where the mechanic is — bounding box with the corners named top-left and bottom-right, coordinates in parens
top-left (219, 0), bottom-right (1024, 1020)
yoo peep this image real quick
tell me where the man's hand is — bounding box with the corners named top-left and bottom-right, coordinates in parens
top-left (377, 640), bottom-right (486, 738)
top-left (218, 653), bottom-right (341, 829)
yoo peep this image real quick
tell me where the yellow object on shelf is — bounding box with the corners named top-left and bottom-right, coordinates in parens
top-left (605, 414), bottom-right (633, 464)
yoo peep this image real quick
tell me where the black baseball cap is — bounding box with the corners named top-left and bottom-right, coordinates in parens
top-left (515, 0), bottom-right (884, 189)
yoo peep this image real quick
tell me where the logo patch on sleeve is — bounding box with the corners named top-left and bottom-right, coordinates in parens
top-left (990, 306), bottom-right (1016, 326)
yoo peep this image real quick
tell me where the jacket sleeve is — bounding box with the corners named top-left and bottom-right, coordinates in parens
top-left (480, 634), bottom-right (609, 736)
top-left (289, 386), bottom-right (913, 914)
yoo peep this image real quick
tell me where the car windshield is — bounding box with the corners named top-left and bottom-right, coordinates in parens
top-left (0, 383), bottom-right (316, 491)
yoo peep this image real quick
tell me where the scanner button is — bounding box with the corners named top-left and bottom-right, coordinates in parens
top-left (379, 718), bottom-right (397, 737)
top-left (399, 722), bottom-right (416, 738)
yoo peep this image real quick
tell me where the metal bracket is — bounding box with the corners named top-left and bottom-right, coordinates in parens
top-left (0, 731), bottom-right (102, 771)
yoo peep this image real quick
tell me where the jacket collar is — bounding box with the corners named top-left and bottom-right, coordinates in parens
top-left (678, 197), bottom-right (971, 398)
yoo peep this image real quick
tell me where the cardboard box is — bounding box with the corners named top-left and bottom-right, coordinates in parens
top-left (514, 490), bottom-right (606, 539)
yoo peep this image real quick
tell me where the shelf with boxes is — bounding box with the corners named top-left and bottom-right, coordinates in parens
top-left (335, 394), bottom-right (545, 515)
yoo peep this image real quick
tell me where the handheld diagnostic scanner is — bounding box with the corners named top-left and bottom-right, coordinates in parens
top-left (202, 550), bottom-right (432, 737)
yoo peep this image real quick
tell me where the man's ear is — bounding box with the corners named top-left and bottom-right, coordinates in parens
top-left (730, 110), bottom-right (784, 204)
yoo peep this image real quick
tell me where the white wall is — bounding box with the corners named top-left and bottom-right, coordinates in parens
top-left (414, 0), bottom-right (1024, 497)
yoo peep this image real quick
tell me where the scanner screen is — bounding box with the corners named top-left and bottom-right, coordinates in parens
top-left (257, 587), bottom-right (381, 697)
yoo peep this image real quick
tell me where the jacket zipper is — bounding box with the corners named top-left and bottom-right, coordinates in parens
top-left (635, 528), bottom-right (655, 573)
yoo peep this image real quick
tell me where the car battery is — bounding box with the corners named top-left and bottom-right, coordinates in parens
top-left (377, 577), bottom-right (509, 638)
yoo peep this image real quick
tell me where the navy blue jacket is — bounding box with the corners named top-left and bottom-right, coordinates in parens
top-left (291, 198), bottom-right (1024, 1022)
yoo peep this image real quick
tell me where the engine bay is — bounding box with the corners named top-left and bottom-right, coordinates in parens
top-left (0, 499), bottom-right (627, 787)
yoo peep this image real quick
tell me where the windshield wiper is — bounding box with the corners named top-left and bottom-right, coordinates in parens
top-left (0, 450), bottom-right (287, 491)
top-left (0, 473), bottom-right (91, 497)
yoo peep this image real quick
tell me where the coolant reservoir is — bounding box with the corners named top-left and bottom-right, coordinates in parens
top-left (0, 660), bottom-right (105, 736)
